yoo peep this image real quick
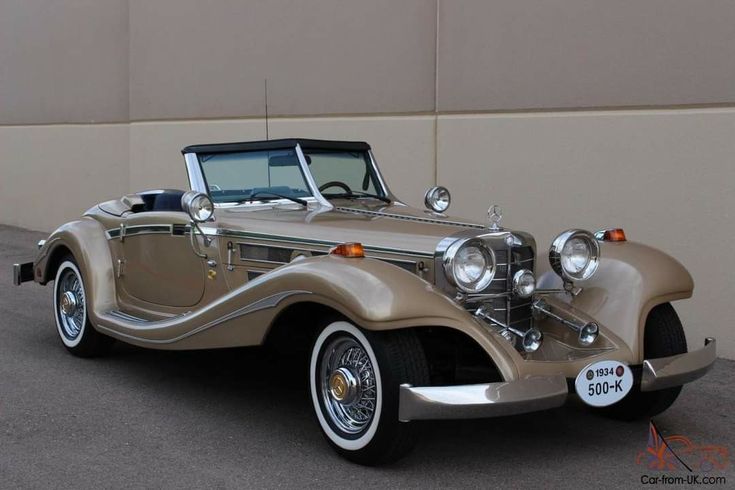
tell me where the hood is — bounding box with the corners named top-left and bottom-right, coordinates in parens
top-left (214, 201), bottom-right (487, 256)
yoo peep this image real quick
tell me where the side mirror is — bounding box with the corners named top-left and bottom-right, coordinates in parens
top-left (424, 186), bottom-right (451, 213)
top-left (181, 191), bottom-right (214, 222)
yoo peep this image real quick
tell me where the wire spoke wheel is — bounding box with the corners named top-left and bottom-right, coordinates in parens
top-left (56, 267), bottom-right (86, 341)
top-left (319, 336), bottom-right (377, 435)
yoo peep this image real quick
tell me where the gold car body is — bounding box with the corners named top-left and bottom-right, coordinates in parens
top-left (15, 138), bottom-right (716, 420)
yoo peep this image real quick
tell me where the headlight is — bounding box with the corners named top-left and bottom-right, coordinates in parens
top-left (549, 229), bottom-right (600, 281)
top-left (424, 186), bottom-right (451, 213)
top-left (181, 191), bottom-right (214, 222)
top-left (443, 238), bottom-right (496, 293)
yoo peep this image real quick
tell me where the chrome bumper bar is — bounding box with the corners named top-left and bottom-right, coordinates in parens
top-left (398, 375), bottom-right (568, 421)
top-left (12, 262), bottom-right (34, 286)
top-left (641, 337), bottom-right (716, 392)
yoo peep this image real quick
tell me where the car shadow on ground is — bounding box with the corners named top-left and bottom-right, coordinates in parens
top-left (104, 341), bottom-right (655, 470)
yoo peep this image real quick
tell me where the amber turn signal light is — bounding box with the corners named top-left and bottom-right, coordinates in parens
top-left (597, 228), bottom-right (627, 242)
top-left (330, 242), bottom-right (365, 258)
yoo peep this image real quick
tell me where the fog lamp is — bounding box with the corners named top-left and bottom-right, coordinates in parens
top-left (522, 328), bottom-right (543, 353)
top-left (579, 322), bottom-right (599, 346)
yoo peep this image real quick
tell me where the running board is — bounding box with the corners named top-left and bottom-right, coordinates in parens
top-left (106, 310), bottom-right (151, 324)
top-left (92, 290), bottom-right (310, 347)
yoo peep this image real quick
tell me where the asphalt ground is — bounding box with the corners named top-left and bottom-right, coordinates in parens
top-left (1, 224), bottom-right (733, 489)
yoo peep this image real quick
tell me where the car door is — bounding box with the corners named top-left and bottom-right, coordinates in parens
top-left (116, 209), bottom-right (207, 308)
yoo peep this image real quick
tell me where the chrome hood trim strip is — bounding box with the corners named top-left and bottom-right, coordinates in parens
top-left (334, 206), bottom-right (485, 229)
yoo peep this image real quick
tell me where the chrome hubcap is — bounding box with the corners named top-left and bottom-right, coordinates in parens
top-left (57, 268), bottom-right (85, 341)
top-left (329, 367), bottom-right (358, 404)
top-left (60, 291), bottom-right (77, 316)
top-left (319, 336), bottom-right (377, 435)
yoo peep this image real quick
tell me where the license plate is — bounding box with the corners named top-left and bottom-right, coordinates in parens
top-left (575, 360), bottom-right (633, 407)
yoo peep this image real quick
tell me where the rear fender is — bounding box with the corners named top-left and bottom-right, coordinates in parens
top-left (35, 218), bottom-right (118, 314)
top-left (538, 240), bottom-right (693, 362)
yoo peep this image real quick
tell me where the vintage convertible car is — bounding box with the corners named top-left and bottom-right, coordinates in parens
top-left (13, 138), bottom-right (716, 465)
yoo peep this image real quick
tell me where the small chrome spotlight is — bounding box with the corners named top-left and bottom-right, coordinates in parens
top-left (579, 322), bottom-right (599, 346)
top-left (512, 269), bottom-right (536, 298)
top-left (522, 328), bottom-right (543, 353)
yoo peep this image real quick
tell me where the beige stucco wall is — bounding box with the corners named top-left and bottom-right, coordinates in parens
top-left (437, 0), bottom-right (735, 111)
top-left (129, 0), bottom-right (437, 119)
top-left (0, 0), bottom-right (129, 124)
top-left (0, 124), bottom-right (129, 231)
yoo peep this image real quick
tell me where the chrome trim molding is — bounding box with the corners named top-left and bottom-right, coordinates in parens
top-left (12, 263), bottom-right (21, 286)
top-left (295, 144), bottom-right (333, 210)
top-left (641, 337), bottom-right (716, 392)
top-left (213, 228), bottom-right (435, 258)
top-left (367, 149), bottom-right (398, 202)
top-left (184, 152), bottom-right (208, 193)
top-left (96, 290), bottom-right (311, 345)
top-left (335, 206), bottom-right (484, 229)
top-left (106, 224), bottom-right (173, 239)
top-left (107, 310), bottom-right (149, 324)
top-left (398, 375), bottom-right (568, 421)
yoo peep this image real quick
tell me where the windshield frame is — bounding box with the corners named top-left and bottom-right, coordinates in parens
top-left (184, 142), bottom-right (393, 209)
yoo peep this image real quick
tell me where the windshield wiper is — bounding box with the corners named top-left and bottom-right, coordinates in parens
top-left (322, 191), bottom-right (391, 204)
top-left (238, 192), bottom-right (308, 207)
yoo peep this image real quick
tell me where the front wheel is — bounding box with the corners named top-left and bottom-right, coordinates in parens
top-left (53, 257), bottom-right (114, 357)
top-left (598, 303), bottom-right (687, 420)
top-left (309, 321), bottom-right (429, 465)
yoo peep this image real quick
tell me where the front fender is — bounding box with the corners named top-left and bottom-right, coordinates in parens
top-left (86, 253), bottom-right (519, 380)
top-left (538, 240), bottom-right (693, 362)
top-left (35, 217), bottom-right (118, 314)
top-left (260, 256), bottom-right (520, 380)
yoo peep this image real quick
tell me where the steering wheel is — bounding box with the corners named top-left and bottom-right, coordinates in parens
top-left (318, 181), bottom-right (353, 194)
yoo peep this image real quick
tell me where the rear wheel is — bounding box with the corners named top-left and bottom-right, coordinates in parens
top-left (309, 321), bottom-right (429, 465)
top-left (599, 303), bottom-right (687, 420)
top-left (53, 257), bottom-right (114, 357)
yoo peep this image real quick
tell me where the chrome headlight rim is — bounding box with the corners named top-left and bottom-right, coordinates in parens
top-left (181, 190), bottom-right (214, 223)
top-left (443, 238), bottom-right (497, 293)
top-left (549, 229), bottom-right (600, 282)
top-left (424, 186), bottom-right (451, 213)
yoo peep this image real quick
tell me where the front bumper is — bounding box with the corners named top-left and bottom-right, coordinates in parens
top-left (399, 338), bottom-right (716, 421)
top-left (641, 337), bottom-right (716, 391)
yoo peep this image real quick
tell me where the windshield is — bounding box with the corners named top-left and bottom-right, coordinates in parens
top-left (198, 149), bottom-right (312, 203)
top-left (303, 150), bottom-right (384, 198)
top-left (197, 147), bottom-right (386, 204)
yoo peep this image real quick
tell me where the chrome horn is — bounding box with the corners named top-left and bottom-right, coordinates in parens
top-left (532, 299), bottom-right (599, 346)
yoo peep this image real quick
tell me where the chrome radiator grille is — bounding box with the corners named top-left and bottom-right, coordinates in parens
top-left (479, 245), bottom-right (535, 332)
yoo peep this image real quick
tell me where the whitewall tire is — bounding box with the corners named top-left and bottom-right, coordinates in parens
top-left (53, 256), bottom-right (114, 357)
top-left (309, 321), bottom-right (429, 465)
